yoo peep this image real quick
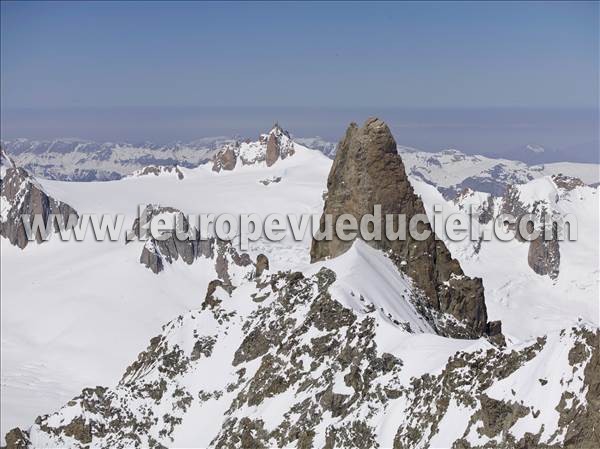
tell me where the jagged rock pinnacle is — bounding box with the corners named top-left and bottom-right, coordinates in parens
top-left (310, 117), bottom-right (497, 339)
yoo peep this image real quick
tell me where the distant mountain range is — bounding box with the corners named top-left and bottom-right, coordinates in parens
top-left (0, 137), bottom-right (231, 181)
top-left (488, 141), bottom-right (600, 165)
top-left (2, 134), bottom-right (598, 200)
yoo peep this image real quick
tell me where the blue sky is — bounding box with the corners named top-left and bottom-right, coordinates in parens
top-left (0, 1), bottom-right (598, 158)
top-left (2, 1), bottom-right (597, 109)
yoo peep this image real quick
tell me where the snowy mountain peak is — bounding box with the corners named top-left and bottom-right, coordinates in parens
top-left (260, 122), bottom-right (292, 147)
top-left (212, 123), bottom-right (298, 172)
top-left (267, 122), bottom-right (288, 137)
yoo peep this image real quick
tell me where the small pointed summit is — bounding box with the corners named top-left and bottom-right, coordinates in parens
top-left (211, 123), bottom-right (296, 172)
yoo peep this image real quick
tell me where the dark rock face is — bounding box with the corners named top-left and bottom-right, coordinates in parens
top-left (552, 173), bottom-right (585, 191)
top-left (129, 205), bottom-right (213, 274)
top-left (265, 133), bottom-right (281, 167)
top-left (1, 149), bottom-right (78, 249)
top-left (310, 118), bottom-right (491, 339)
top-left (499, 183), bottom-right (562, 279)
top-left (263, 123), bottom-right (294, 167)
top-left (212, 143), bottom-right (238, 172)
top-left (4, 428), bottom-right (30, 449)
top-left (131, 204), bottom-right (253, 281)
top-left (528, 232), bottom-right (560, 280)
top-left (136, 165), bottom-right (184, 180)
top-left (500, 184), bottom-right (528, 221)
top-left (255, 254), bottom-right (269, 278)
top-left (212, 124), bottom-right (295, 172)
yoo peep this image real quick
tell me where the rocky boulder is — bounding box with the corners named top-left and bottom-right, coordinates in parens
top-left (255, 254), bottom-right (269, 278)
top-left (212, 142), bottom-right (239, 172)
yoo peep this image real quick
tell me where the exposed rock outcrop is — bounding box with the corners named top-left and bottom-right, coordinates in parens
top-left (133, 164), bottom-right (184, 180)
top-left (212, 124), bottom-right (295, 172)
top-left (4, 427), bottom-right (30, 449)
top-left (0, 147), bottom-right (78, 249)
top-left (6, 262), bottom-right (596, 448)
top-left (265, 123), bottom-right (294, 166)
top-left (130, 204), bottom-right (252, 280)
top-left (255, 254), bottom-right (269, 278)
top-left (552, 173), bottom-right (585, 191)
top-left (129, 205), bottom-right (211, 273)
top-left (212, 142), bottom-right (239, 172)
top-left (259, 176), bottom-right (282, 186)
top-left (528, 227), bottom-right (560, 280)
top-left (310, 118), bottom-right (492, 339)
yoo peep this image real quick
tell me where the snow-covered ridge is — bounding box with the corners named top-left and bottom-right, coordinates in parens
top-left (211, 123), bottom-right (300, 172)
top-left (0, 138), bottom-right (229, 181)
top-left (3, 134), bottom-right (599, 194)
top-left (401, 147), bottom-right (600, 198)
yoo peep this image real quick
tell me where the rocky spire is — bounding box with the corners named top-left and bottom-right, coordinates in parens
top-left (310, 117), bottom-right (498, 339)
top-left (1, 149), bottom-right (78, 249)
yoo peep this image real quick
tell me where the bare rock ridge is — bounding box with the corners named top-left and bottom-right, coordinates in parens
top-left (128, 204), bottom-right (255, 279)
top-left (528, 224), bottom-right (560, 280)
top-left (310, 118), bottom-right (496, 339)
top-left (212, 123), bottom-right (295, 172)
top-left (133, 164), bottom-right (184, 180)
top-left (0, 146), bottom-right (78, 249)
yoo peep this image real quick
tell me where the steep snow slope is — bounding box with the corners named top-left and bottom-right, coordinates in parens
top-left (320, 241), bottom-right (435, 335)
top-left (412, 178), bottom-right (599, 342)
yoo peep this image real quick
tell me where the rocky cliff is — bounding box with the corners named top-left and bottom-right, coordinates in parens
top-left (129, 204), bottom-right (254, 278)
top-left (0, 147), bottom-right (78, 249)
top-left (310, 118), bottom-right (494, 339)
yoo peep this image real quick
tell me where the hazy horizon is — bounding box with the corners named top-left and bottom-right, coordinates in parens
top-left (2, 106), bottom-right (598, 163)
top-left (1, 1), bottom-right (598, 162)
